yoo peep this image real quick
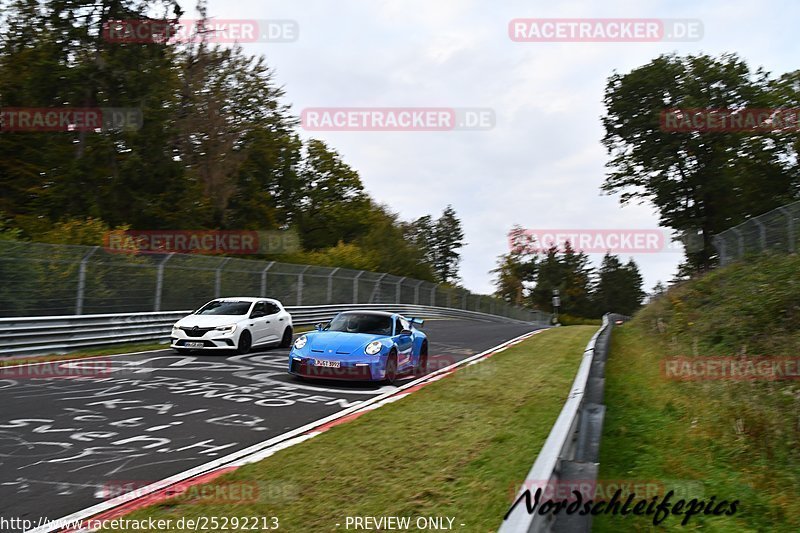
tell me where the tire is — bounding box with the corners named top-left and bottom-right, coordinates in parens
top-left (415, 341), bottom-right (429, 376)
top-left (384, 350), bottom-right (398, 385)
top-left (236, 330), bottom-right (252, 355)
top-left (279, 327), bottom-right (293, 348)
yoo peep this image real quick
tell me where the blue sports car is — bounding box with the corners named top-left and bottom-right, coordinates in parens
top-left (287, 310), bottom-right (428, 384)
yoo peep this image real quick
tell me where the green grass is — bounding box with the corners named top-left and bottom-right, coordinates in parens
top-left (99, 326), bottom-right (597, 533)
top-left (594, 254), bottom-right (800, 532)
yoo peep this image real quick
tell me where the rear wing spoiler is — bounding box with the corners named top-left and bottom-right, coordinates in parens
top-left (408, 317), bottom-right (424, 326)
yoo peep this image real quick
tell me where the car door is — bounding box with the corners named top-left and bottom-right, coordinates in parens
top-left (248, 301), bottom-right (271, 346)
top-left (263, 301), bottom-right (284, 343)
top-left (394, 317), bottom-right (414, 369)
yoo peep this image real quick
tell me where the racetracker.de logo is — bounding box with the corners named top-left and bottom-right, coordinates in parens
top-left (0, 108), bottom-right (143, 132)
top-left (103, 229), bottom-right (300, 255)
top-left (300, 108), bottom-right (495, 131)
top-left (662, 357), bottom-right (800, 381)
top-left (508, 18), bottom-right (703, 42)
top-left (102, 19), bottom-right (298, 44)
top-left (660, 108), bottom-right (800, 133)
top-left (99, 480), bottom-right (260, 504)
top-left (0, 360), bottom-right (112, 379)
top-left (508, 229), bottom-right (702, 254)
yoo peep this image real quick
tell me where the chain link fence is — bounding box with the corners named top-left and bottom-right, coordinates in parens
top-left (0, 240), bottom-right (549, 322)
top-left (713, 200), bottom-right (800, 266)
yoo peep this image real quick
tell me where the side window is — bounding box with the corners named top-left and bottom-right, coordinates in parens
top-left (251, 302), bottom-right (267, 317)
top-left (265, 302), bottom-right (280, 315)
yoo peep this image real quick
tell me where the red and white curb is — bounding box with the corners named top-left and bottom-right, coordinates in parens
top-left (32, 329), bottom-right (546, 533)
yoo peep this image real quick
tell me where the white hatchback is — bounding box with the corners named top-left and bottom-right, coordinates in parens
top-left (170, 297), bottom-right (293, 354)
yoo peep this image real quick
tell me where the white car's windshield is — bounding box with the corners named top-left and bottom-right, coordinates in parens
top-left (195, 301), bottom-right (252, 316)
top-left (327, 313), bottom-right (393, 335)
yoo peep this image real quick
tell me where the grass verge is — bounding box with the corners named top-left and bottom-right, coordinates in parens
top-left (98, 326), bottom-right (597, 532)
top-left (594, 317), bottom-right (799, 530)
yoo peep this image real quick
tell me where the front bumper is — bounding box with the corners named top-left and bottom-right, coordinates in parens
top-left (288, 353), bottom-right (385, 381)
top-left (170, 329), bottom-right (237, 349)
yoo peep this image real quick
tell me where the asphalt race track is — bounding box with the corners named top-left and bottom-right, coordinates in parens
top-left (0, 318), bottom-right (539, 531)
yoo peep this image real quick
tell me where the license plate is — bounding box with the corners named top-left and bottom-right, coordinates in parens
top-left (184, 342), bottom-right (204, 348)
top-left (314, 359), bottom-right (341, 368)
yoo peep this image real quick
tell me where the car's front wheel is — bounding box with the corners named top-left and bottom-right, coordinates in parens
top-left (236, 330), bottom-right (252, 355)
top-left (384, 350), bottom-right (398, 385)
top-left (279, 327), bottom-right (293, 348)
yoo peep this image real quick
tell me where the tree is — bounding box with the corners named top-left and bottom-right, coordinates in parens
top-left (492, 227), bottom-right (536, 304)
top-left (601, 53), bottom-right (798, 273)
top-left (593, 254), bottom-right (645, 315)
top-left (528, 242), bottom-right (594, 316)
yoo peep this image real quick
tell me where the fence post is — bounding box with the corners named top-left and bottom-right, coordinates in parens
top-left (260, 261), bottom-right (275, 297)
top-left (154, 253), bottom-right (175, 312)
top-left (297, 265), bottom-right (310, 306)
top-left (327, 267), bottom-right (340, 303)
top-left (215, 257), bottom-right (231, 298)
top-left (732, 228), bottom-right (744, 260)
top-left (447, 289), bottom-right (452, 308)
top-left (463, 289), bottom-right (468, 310)
top-left (395, 277), bottom-right (405, 304)
top-left (780, 206), bottom-right (795, 253)
top-left (75, 246), bottom-right (99, 315)
top-left (353, 271), bottom-right (364, 304)
top-left (431, 283), bottom-right (438, 306)
top-left (413, 280), bottom-right (424, 305)
top-left (753, 219), bottom-right (767, 251)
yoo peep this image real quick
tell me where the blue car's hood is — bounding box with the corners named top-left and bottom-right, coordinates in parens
top-left (307, 331), bottom-right (385, 356)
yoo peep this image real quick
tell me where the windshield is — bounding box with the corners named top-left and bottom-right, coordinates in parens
top-left (327, 313), bottom-right (393, 335)
top-left (195, 301), bottom-right (252, 316)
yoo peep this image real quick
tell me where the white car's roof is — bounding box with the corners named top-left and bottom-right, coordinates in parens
top-left (214, 297), bottom-right (281, 303)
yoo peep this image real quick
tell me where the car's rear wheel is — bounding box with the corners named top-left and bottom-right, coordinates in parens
top-left (279, 327), bottom-right (293, 348)
top-left (384, 350), bottom-right (398, 385)
top-left (415, 341), bottom-right (429, 376)
top-left (236, 330), bottom-right (252, 355)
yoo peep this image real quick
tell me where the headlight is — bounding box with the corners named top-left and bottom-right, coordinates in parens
top-left (172, 325), bottom-right (180, 332)
top-left (215, 324), bottom-right (237, 334)
top-left (294, 335), bottom-right (308, 349)
top-left (365, 340), bottom-right (383, 355)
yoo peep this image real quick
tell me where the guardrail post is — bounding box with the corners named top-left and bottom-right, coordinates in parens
top-left (327, 267), bottom-right (340, 303)
top-left (297, 265), bottom-right (311, 306)
top-left (353, 271), bottom-right (364, 304)
top-left (780, 206), bottom-right (795, 253)
top-left (215, 257), bottom-right (231, 298)
top-left (153, 253), bottom-right (175, 311)
top-left (260, 261), bottom-right (275, 297)
top-left (395, 277), bottom-right (405, 304)
top-left (75, 246), bottom-right (99, 315)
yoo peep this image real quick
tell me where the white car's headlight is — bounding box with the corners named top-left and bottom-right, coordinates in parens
top-left (294, 335), bottom-right (308, 350)
top-left (215, 324), bottom-right (237, 334)
top-left (171, 325), bottom-right (180, 333)
top-left (365, 340), bottom-right (383, 355)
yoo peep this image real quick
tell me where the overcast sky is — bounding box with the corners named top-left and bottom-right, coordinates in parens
top-left (188, 0), bottom-right (796, 294)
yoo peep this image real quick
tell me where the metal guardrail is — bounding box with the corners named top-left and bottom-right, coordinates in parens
top-left (499, 314), bottom-right (617, 533)
top-left (0, 304), bottom-right (545, 357)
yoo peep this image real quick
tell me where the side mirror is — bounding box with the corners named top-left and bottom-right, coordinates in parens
top-left (400, 329), bottom-right (413, 336)
top-left (315, 322), bottom-right (326, 331)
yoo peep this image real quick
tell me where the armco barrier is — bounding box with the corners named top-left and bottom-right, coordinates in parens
top-left (0, 304), bottom-right (546, 357)
top-left (499, 314), bottom-right (618, 533)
